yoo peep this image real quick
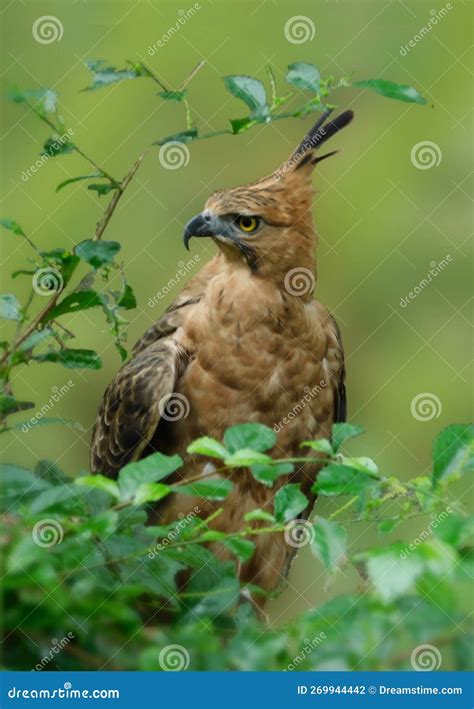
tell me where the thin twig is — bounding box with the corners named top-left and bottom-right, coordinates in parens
top-left (94, 148), bottom-right (149, 240)
top-left (179, 60), bottom-right (206, 90)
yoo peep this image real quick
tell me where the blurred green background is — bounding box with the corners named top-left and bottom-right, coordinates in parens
top-left (1, 0), bottom-right (472, 620)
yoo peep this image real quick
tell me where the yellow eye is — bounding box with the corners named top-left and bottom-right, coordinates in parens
top-left (238, 215), bottom-right (259, 233)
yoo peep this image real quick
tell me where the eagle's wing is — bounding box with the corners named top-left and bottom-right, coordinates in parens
top-left (90, 261), bottom-right (215, 477)
top-left (90, 337), bottom-right (185, 476)
top-left (329, 315), bottom-right (346, 424)
top-left (91, 258), bottom-right (221, 476)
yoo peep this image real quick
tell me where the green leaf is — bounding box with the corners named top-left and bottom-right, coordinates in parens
top-left (244, 509), bottom-right (276, 523)
top-left (8, 88), bottom-right (58, 114)
top-left (117, 284), bottom-right (136, 310)
top-left (332, 423), bottom-right (364, 452)
top-left (40, 248), bottom-right (80, 286)
top-left (224, 449), bottom-right (272, 467)
top-left (75, 474), bottom-right (120, 500)
top-left (338, 456), bottom-right (379, 477)
top-left (224, 422), bottom-right (276, 453)
top-left (353, 79), bottom-right (427, 104)
top-left (55, 173), bottom-right (101, 193)
top-left (17, 327), bottom-right (54, 352)
top-left (31, 484), bottom-right (84, 514)
top-left (11, 270), bottom-right (36, 279)
top-left (229, 117), bottom-right (260, 135)
top-left (313, 463), bottom-right (379, 496)
top-left (224, 537), bottom-right (255, 562)
top-left (286, 62), bottom-right (320, 93)
top-left (301, 438), bottom-right (333, 455)
top-left (0, 395), bottom-right (34, 415)
top-left (0, 464), bottom-right (51, 498)
top-left (156, 128), bottom-right (198, 146)
top-left (88, 183), bottom-right (119, 196)
top-left (199, 530), bottom-right (227, 542)
top-left (75, 239), bottom-right (121, 269)
top-left (173, 479), bottom-right (233, 500)
top-left (11, 417), bottom-right (84, 433)
top-left (223, 76), bottom-right (269, 119)
top-left (118, 452), bottom-right (182, 500)
top-left (42, 135), bottom-right (74, 157)
top-left (82, 60), bottom-right (151, 91)
top-left (159, 90), bottom-right (186, 102)
top-left (77, 510), bottom-right (118, 538)
top-left (355, 540), bottom-right (456, 602)
top-left (311, 517), bottom-right (347, 570)
top-left (133, 482), bottom-right (171, 506)
top-left (185, 574), bottom-right (240, 619)
top-left (250, 462), bottom-right (293, 487)
top-left (274, 483), bottom-right (308, 523)
top-left (187, 436), bottom-right (229, 459)
top-left (432, 424), bottom-right (474, 485)
top-left (0, 218), bottom-right (25, 236)
top-left (0, 294), bottom-right (22, 320)
top-left (44, 291), bottom-right (104, 320)
top-left (433, 513), bottom-right (474, 547)
top-left (33, 348), bottom-right (102, 369)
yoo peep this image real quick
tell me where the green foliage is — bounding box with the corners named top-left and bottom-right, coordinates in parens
top-left (82, 60), bottom-right (152, 91)
top-left (286, 62), bottom-right (321, 93)
top-left (311, 517), bottom-right (347, 571)
top-left (0, 294), bottom-right (22, 320)
top-left (1, 422), bottom-right (472, 670)
top-left (274, 483), bottom-right (308, 522)
top-left (432, 423), bottom-right (474, 485)
top-left (353, 79), bottom-right (427, 104)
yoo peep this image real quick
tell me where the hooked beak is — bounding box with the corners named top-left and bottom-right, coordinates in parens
top-left (183, 212), bottom-right (214, 251)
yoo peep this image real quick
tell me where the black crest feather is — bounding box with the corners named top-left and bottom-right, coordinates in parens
top-left (293, 110), bottom-right (354, 168)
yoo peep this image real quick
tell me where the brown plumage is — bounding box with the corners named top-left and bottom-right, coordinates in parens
top-left (91, 110), bottom-right (353, 596)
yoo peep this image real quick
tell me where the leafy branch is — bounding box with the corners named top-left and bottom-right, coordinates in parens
top-left (1, 421), bottom-right (472, 670)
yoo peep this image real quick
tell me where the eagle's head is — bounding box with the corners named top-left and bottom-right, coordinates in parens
top-left (183, 110), bottom-right (354, 284)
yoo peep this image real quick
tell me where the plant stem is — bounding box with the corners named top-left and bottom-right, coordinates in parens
top-left (139, 62), bottom-right (169, 92)
top-left (329, 496), bottom-right (358, 520)
top-left (179, 60), bottom-right (206, 90)
top-left (0, 288), bottom-right (63, 367)
top-left (94, 148), bottom-right (149, 240)
top-left (72, 145), bottom-right (117, 183)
